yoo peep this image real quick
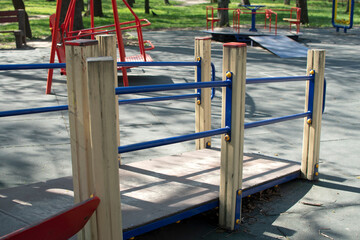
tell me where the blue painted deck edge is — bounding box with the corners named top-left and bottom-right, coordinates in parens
top-left (122, 170), bottom-right (301, 239)
top-left (242, 171), bottom-right (301, 197)
top-left (122, 200), bottom-right (219, 239)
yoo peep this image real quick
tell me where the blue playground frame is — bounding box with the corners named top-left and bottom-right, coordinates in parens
top-left (0, 59), bottom-right (325, 239)
top-left (332, 0), bottom-right (355, 33)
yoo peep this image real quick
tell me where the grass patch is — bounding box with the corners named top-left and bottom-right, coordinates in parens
top-left (0, 0), bottom-right (359, 42)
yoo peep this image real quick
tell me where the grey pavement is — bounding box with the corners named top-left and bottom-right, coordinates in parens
top-left (0, 27), bottom-right (359, 239)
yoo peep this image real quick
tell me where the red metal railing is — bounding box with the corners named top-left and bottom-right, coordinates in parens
top-left (46, 0), bottom-right (154, 94)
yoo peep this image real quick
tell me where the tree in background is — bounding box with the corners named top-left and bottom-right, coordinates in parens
top-left (218, 0), bottom-right (230, 27)
top-left (296, 0), bottom-right (309, 24)
top-left (93, 0), bottom-right (104, 17)
top-left (12, 0), bottom-right (32, 38)
top-left (60, 0), bottom-right (84, 30)
top-left (241, 0), bottom-right (251, 5)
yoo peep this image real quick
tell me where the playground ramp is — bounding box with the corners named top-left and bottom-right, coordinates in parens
top-left (0, 149), bottom-right (300, 239)
top-left (250, 35), bottom-right (308, 58)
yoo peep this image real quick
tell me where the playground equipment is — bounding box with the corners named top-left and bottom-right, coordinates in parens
top-left (281, 7), bottom-right (301, 34)
top-left (46, 0), bottom-right (154, 94)
top-left (204, 6), bottom-right (306, 58)
top-left (0, 36), bottom-right (326, 239)
top-left (332, 0), bottom-right (354, 32)
top-left (206, 6), bottom-right (278, 34)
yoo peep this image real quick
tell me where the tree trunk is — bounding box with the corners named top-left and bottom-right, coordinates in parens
top-left (145, 0), bottom-right (150, 14)
top-left (345, 0), bottom-right (349, 13)
top-left (218, 0), bottom-right (230, 27)
top-left (241, 0), bottom-right (251, 5)
top-left (60, 0), bottom-right (84, 31)
top-left (284, 0), bottom-right (290, 5)
top-left (296, 0), bottom-right (309, 24)
top-left (93, 0), bottom-right (103, 17)
top-left (127, 0), bottom-right (135, 7)
top-left (12, 0), bottom-right (32, 38)
top-left (210, 0), bottom-right (217, 3)
top-left (164, 0), bottom-right (170, 5)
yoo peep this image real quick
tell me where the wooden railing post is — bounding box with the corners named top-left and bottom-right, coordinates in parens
top-left (96, 35), bottom-right (121, 165)
top-left (195, 37), bottom-right (212, 149)
top-left (219, 43), bottom-right (247, 230)
top-left (86, 56), bottom-right (123, 240)
top-left (301, 49), bottom-right (326, 180)
top-left (65, 39), bottom-right (99, 240)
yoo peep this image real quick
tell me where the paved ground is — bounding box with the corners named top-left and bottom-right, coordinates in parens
top-left (0, 27), bottom-right (359, 239)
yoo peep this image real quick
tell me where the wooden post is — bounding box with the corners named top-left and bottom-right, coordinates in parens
top-left (65, 39), bottom-right (99, 240)
top-left (87, 56), bottom-right (123, 240)
top-left (96, 35), bottom-right (121, 165)
top-left (195, 37), bottom-right (212, 149)
top-left (301, 49), bottom-right (326, 180)
top-left (219, 43), bottom-right (247, 230)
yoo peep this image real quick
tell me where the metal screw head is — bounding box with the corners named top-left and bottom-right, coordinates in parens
top-left (307, 118), bottom-right (312, 124)
top-left (197, 56), bottom-right (201, 61)
top-left (206, 142), bottom-right (211, 147)
top-left (315, 172), bottom-right (319, 176)
top-left (237, 190), bottom-right (242, 195)
top-left (197, 100), bottom-right (201, 105)
top-left (224, 134), bottom-right (230, 142)
top-left (310, 70), bottom-right (315, 75)
top-left (226, 72), bottom-right (232, 78)
top-left (236, 219), bottom-right (241, 224)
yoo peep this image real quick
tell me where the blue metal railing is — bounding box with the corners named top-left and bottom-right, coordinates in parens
top-left (0, 60), bottom-right (325, 157)
top-left (244, 73), bottom-right (317, 128)
top-left (0, 63), bottom-right (66, 70)
top-left (116, 79), bottom-right (232, 154)
top-left (246, 75), bottom-right (313, 84)
top-left (0, 105), bottom-right (68, 118)
top-left (118, 127), bottom-right (230, 154)
top-left (115, 80), bottom-right (229, 95)
top-left (0, 61), bottom-right (199, 71)
top-left (118, 94), bottom-right (199, 105)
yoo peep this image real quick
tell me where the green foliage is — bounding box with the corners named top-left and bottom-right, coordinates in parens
top-left (0, 0), bottom-right (359, 42)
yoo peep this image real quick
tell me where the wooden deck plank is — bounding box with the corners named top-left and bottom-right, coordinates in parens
top-left (0, 149), bottom-right (300, 236)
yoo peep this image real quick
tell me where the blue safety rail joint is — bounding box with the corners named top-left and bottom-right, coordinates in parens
top-left (196, 57), bottom-right (202, 103)
top-left (234, 189), bottom-right (242, 230)
top-left (224, 71), bottom-right (233, 143)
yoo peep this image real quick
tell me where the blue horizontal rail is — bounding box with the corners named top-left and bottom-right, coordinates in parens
top-left (246, 75), bottom-right (313, 84)
top-left (118, 93), bottom-right (199, 105)
top-left (0, 105), bottom-right (68, 118)
top-left (0, 94), bottom-right (199, 117)
top-left (115, 80), bottom-right (231, 95)
top-left (0, 63), bottom-right (66, 71)
top-left (0, 61), bottom-right (199, 71)
top-left (245, 112), bottom-right (311, 129)
top-left (117, 61), bottom-right (200, 67)
top-left (118, 127), bottom-right (230, 154)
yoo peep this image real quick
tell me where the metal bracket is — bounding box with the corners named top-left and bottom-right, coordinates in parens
top-left (234, 189), bottom-right (242, 230)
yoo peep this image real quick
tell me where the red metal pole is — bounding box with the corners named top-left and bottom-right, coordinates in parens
top-left (46, 0), bottom-right (63, 94)
top-left (90, 0), bottom-right (94, 39)
top-left (112, 0), bottom-right (129, 86)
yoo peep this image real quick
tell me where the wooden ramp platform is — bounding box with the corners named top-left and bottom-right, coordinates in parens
top-left (0, 149), bottom-right (300, 239)
top-left (204, 27), bottom-right (300, 42)
top-left (249, 35), bottom-right (308, 58)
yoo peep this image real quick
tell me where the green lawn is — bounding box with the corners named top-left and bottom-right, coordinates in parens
top-left (0, 0), bottom-right (359, 42)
